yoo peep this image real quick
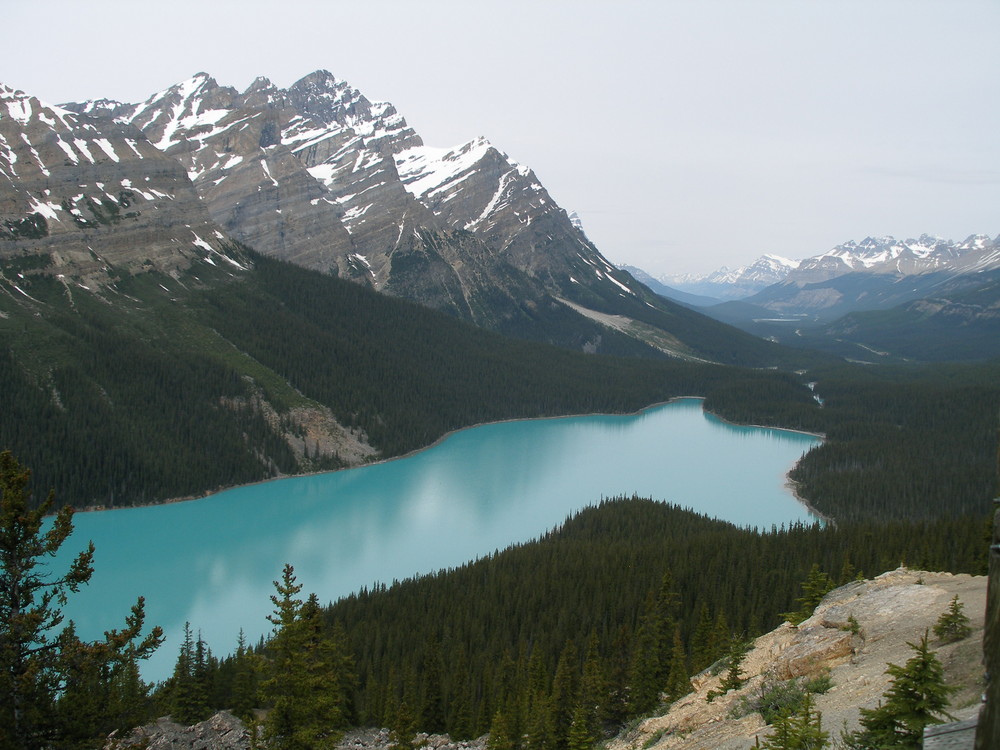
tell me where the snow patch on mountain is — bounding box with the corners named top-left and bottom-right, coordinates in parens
top-left (395, 137), bottom-right (496, 201)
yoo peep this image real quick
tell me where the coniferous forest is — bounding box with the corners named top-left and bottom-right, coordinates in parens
top-left (121, 500), bottom-right (989, 749)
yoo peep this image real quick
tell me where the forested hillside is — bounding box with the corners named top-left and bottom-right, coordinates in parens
top-left (326, 499), bottom-right (985, 741)
top-left (693, 358), bottom-right (999, 523)
top-left (0, 246), bottom-right (821, 509)
top-left (148, 497), bottom-right (986, 747)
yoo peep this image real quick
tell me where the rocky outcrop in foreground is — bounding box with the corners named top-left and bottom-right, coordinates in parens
top-left (106, 711), bottom-right (249, 750)
top-left (608, 568), bottom-right (985, 750)
top-left (107, 717), bottom-right (487, 750)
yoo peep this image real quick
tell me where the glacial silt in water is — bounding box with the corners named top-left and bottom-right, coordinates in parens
top-left (54, 398), bottom-right (821, 681)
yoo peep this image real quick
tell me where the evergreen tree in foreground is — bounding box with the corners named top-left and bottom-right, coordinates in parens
top-left (843, 632), bottom-right (956, 749)
top-left (166, 623), bottom-right (211, 726)
top-left (0, 451), bottom-right (162, 750)
top-left (718, 633), bottom-right (753, 694)
top-left (260, 564), bottom-right (354, 750)
top-left (759, 692), bottom-right (828, 750)
top-left (782, 564), bottom-right (835, 626)
top-left (932, 595), bottom-right (971, 644)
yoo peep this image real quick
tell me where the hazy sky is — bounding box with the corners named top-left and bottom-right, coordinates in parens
top-left (4, 0), bottom-right (997, 275)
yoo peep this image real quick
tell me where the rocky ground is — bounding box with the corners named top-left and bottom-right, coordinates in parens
top-left (606, 568), bottom-right (986, 750)
top-left (109, 567), bottom-right (986, 750)
top-left (107, 718), bottom-right (487, 750)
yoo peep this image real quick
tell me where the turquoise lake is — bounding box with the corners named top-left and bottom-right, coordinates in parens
top-left (53, 398), bottom-right (821, 682)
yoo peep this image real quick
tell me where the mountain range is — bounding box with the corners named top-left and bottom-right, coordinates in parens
top-left (653, 254), bottom-right (802, 301)
top-left (6, 70), bottom-right (994, 366)
top-left (636, 234), bottom-right (1000, 361)
top-left (2, 70), bottom-right (790, 364)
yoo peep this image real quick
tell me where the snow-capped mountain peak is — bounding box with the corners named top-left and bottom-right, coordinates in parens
top-left (706, 254), bottom-right (801, 285)
top-left (792, 234), bottom-right (999, 281)
top-left (655, 254), bottom-right (800, 300)
top-left (3, 84), bottom-right (76, 130)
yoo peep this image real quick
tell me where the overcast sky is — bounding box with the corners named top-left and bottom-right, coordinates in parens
top-left (4, 0), bottom-right (997, 275)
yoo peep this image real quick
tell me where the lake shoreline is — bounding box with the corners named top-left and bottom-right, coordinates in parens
top-left (70, 396), bottom-right (826, 520)
top-left (699, 406), bottom-right (829, 526)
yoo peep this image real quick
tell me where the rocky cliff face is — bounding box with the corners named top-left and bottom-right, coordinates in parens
top-left (1, 83), bottom-right (241, 289)
top-left (59, 71), bottom-right (653, 335)
top-left (608, 568), bottom-right (985, 750)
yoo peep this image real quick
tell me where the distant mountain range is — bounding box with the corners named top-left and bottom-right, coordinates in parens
top-left (651, 254), bottom-right (802, 301)
top-left (630, 234), bottom-right (1000, 361)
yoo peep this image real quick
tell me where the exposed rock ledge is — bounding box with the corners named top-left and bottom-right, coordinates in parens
top-left (107, 716), bottom-right (487, 750)
top-left (106, 711), bottom-right (249, 750)
top-left (607, 568), bottom-right (986, 750)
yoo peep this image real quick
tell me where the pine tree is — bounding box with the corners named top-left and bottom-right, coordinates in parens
top-left (760, 693), bottom-right (828, 749)
top-left (524, 692), bottom-right (555, 750)
top-left (1, 451), bottom-right (94, 750)
top-left (193, 632), bottom-right (214, 710)
top-left (298, 594), bottom-right (349, 736)
top-left (565, 705), bottom-right (594, 750)
top-left (0, 451), bottom-right (162, 750)
top-left (448, 671), bottom-right (475, 741)
top-left (420, 635), bottom-right (446, 733)
top-left (782, 565), bottom-right (835, 626)
top-left (626, 573), bottom-right (680, 716)
top-left (260, 567), bottom-right (350, 750)
top-left (844, 632), bottom-right (956, 749)
top-left (107, 657), bottom-right (149, 735)
top-left (932, 596), bottom-right (971, 644)
top-left (100, 597), bottom-right (162, 733)
top-left (626, 620), bottom-right (660, 715)
top-left (710, 610), bottom-right (730, 666)
top-left (52, 625), bottom-right (106, 746)
top-left (327, 621), bottom-right (357, 727)
top-left (689, 603), bottom-right (715, 674)
top-left (169, 623), bottom-right (209, 726)
top-left (719, 634), bottom-right (752, 693)
top-left (388, 697), bottom-right (416, 750)
top-left (486, 709), bottom-right (515, 750)
top-left (261, 565), bottom-right (303, 749)
top-left (230, 630), bottom-right (258, 722)
top-left (550, 641), bottom-right (579, 750)
top-left (663, 625), bottom-right (690, 702)
top-left (651, 571), bottom-right (680, 686)
top-left (578, 632), bottom-right (606, 736)
top-left (838, 556), bottom-right (860, 585)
